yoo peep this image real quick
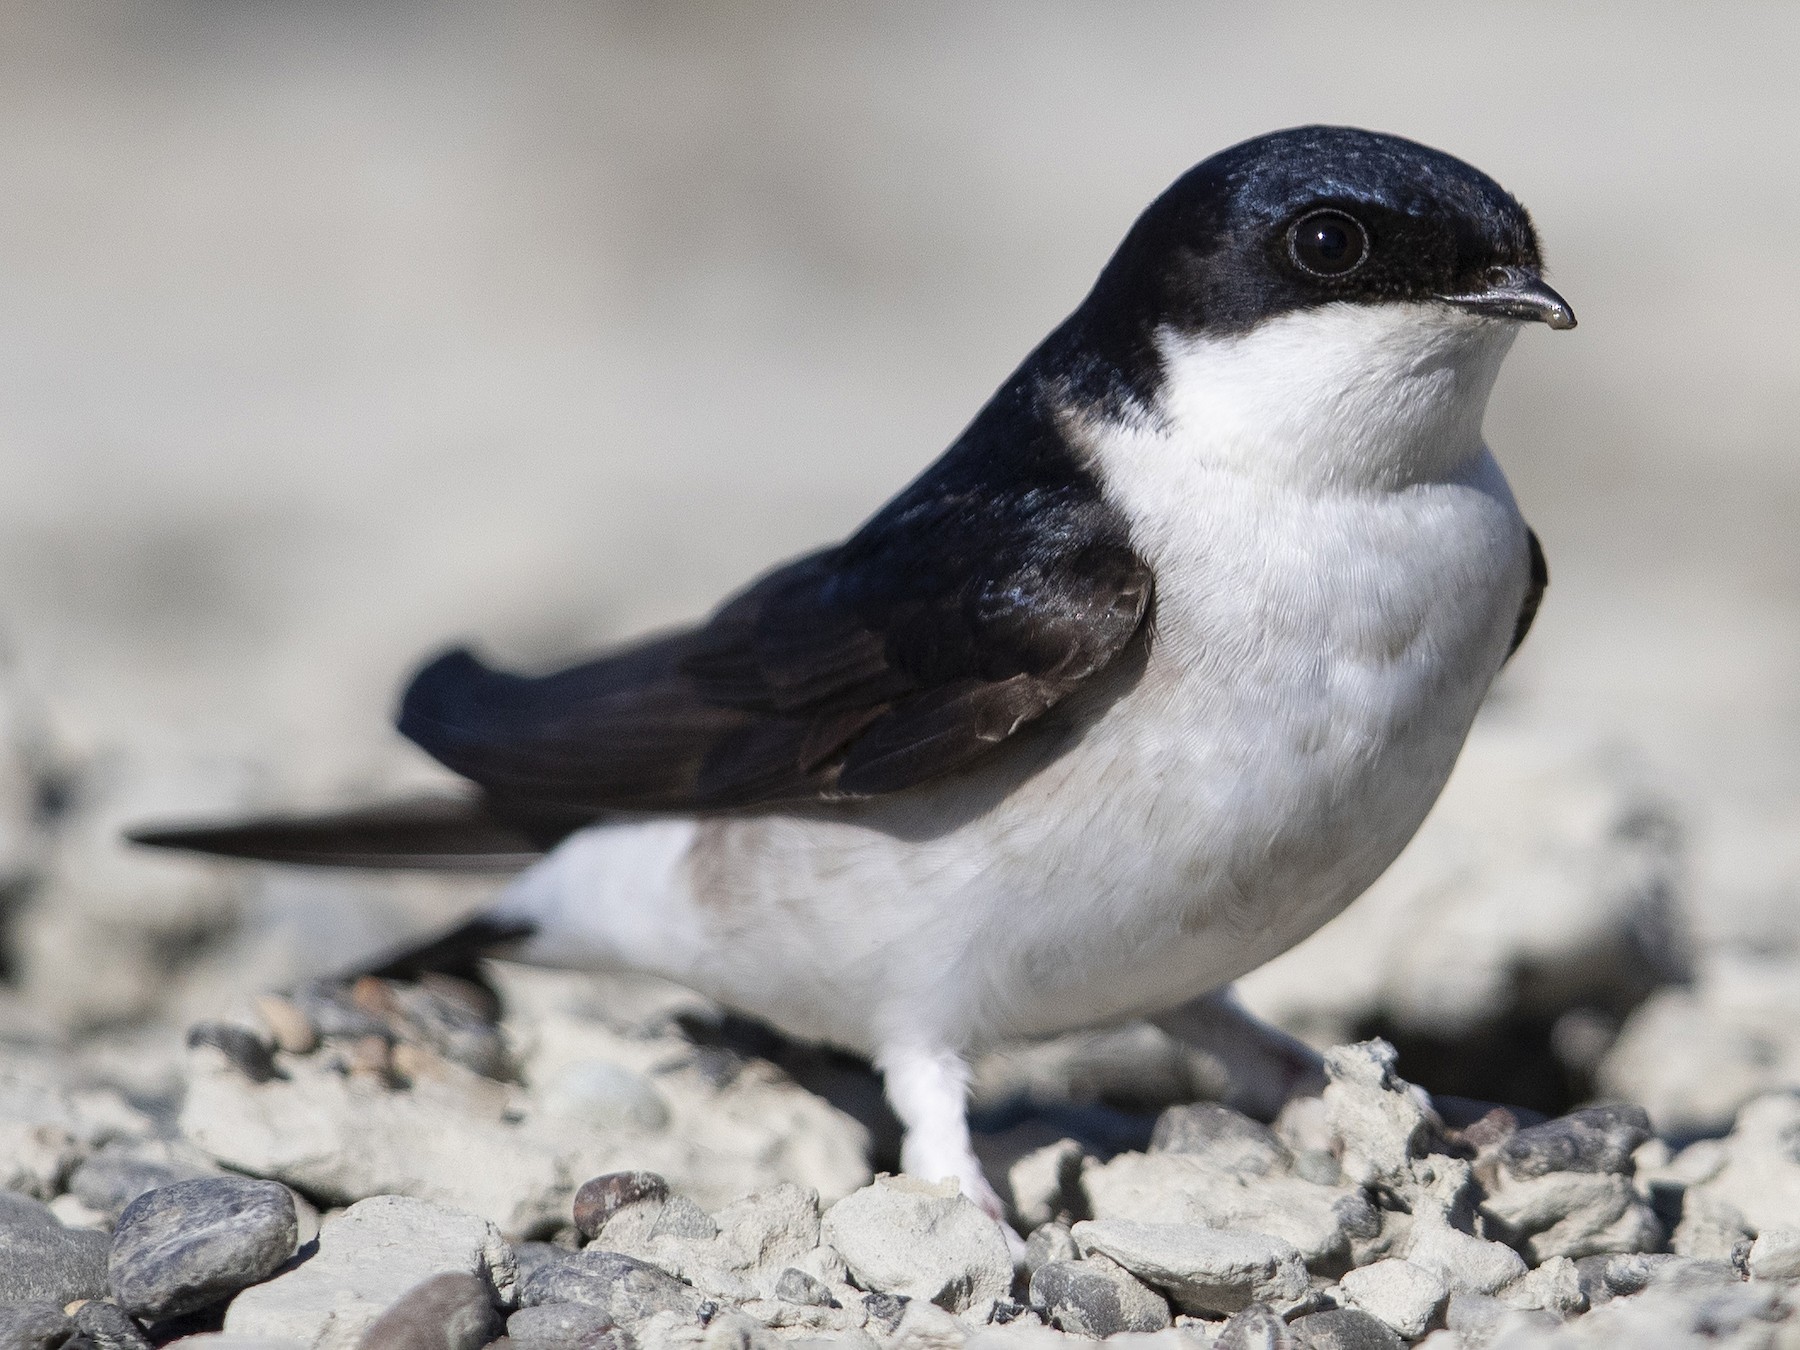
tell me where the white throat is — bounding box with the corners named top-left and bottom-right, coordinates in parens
top-left (1130, 301), bottom-right (1518, 495)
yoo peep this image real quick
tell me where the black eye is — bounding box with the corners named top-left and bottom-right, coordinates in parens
top-left (1287, 210), bottom-right (1369, 278)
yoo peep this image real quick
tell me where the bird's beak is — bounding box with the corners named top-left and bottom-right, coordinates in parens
top-left (1438, 266), bottom-right (1577, 330)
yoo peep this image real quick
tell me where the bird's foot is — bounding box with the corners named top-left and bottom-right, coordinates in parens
top-left (1152, 985), bottom-right (1325, 1121)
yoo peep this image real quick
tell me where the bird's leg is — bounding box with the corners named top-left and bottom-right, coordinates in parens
top-left (1151, 986), bottom-right (1326, 1121)
top-left (877, 1045), bottom-right (1009, 1223)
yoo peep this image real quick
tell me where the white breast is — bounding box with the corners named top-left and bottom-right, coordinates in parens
top-left (503, 301), bottom-right (1534, 1059)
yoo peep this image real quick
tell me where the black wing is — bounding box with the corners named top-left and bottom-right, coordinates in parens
top-left (1506, 527), bottom-right (1548, 658)
top-left (398, 382), bottom-right (1152, 815)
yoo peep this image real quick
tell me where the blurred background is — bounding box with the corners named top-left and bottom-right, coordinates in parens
top-left (0, 1), bottom-right (1795, 1135)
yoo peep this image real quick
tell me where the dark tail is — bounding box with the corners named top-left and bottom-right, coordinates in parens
top-left (127, 795), bottom-right (554, 871)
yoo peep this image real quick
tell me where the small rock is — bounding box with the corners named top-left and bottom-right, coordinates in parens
top-left (572, 1174), bottom-right (669, 1242)
top-left (70, 1300), bottom-right (150, 1350)
top-left (1081, 1151), bottom-right (1378, 1270)
top-left (1007, 1139), bottom-right (1084, 1230)
top-left (860, 1292), bottom-right (908, 1335)
top-left (1496, 1104), bottom-right (1651, 1179)
top-left (1495, 1255), bottom-right (1586, 1318)
top-left (0, 1193), bottom-right (112, 1304)
top-left (0, 1301), bottom-right (76, 1350)
top-left (224, 1195), bottom-right (517, 1346)
top-left (1443, 1293), bottom-right (1557, 1345)
top-left (1669, 1187), bottom-right (1753, 1264)
top-left (356, 1273), bottom-right (502, 1350)
top-left (1480, 1169), bottom-right (1663, 1262)
top-left (1676, 1093), bottom-right (1800, 1236)
top-left (505, 1303), bottom-right (618, 1350)
top-left (1070, 1219), bottom-right (1307, 1316)
top-left (1027, 1257), bottom-right (1170, 1337)
top-left (517, 1251), bottom-right (705, 1327)
top-left (1336, 1258), bottom-right (1449, 1339)
top-left (772, 1268), bottom-right (834, 1307)
top-left (1021, 1223), bottom-right (1078, 1280)
top-left (383, 981), bottom-right (510, 1080)
top-left (68, 1141), bottom-right (224, 1222)
top-left (254, 995), bottom-right (319, 1056)
top-left (1213, 1303), bottom-right (1291, 1350)
top-left (1321, 1041), bottom-right (1433, 1188)
top-left (1748, 1225), bottom-right (1800, 1281)
top-left (1400, 1221), bottom-right (1527, 1297)
top-left (108, 1177), bottom-right (298, 1322)
top-left (1150, 1105), bottom-right (1293, 1176)
top-left (185, 1025), bottom-right (281, 1084)
top-left (1287, 1307), bottom-right (1401, 1350)
top-left (820, 1176), bottom-right (1011, 1314)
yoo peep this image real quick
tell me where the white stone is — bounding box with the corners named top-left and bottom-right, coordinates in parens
top-left (1678, 1094), bottom-right (1800, 1236)
top-left (1480, 1168), bottom-right (1662, 1262)
top-left (1748, 1226), bottom-right (1800, 1281)
top-left (1402, 1220), bottom-right (1527, 1296)
top-left (1008, 1138), bottom-right (1084, 1231)
top-left (223, 1195), bottom-right (516, 1350)
top-left (1320, 1041), bottom-right (1432, 1187)
top-left (820, 1175), bottom-right (1012, 1314)
top-left (1336, 1258), bottom-right (1449, 1339)
top-left (181, 1007), bottom-right (869, 1236)
top-left (1070, 1219), bottom-right (1307, 1316)
top-left (1496, 1255), bottom-right (1586, 1318)
top-left (598, 1182), bottom-right (822, 1302)
top-left (1081, 1149), bottom-right (1375, 1268)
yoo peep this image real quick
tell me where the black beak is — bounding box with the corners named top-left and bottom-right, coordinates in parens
top-left (1438, 266), bottom-right (1577, 330)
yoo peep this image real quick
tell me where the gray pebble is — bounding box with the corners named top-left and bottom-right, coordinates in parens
top-left (357, 1272), bottom-right (503, 1350)
top-left (1498, 1104), bottom-right (1651, 1178)
top-left (1022, 1223), bottom-right (1079, 1280)
top-left (507, 1302), bottom-right (617, 1350)
top-left (107, 1177), bottom-right (298, 1321)
top-left (184, 1024), bottom-right (281, 1084)
top-left (386, 982), bottom-right (511, 1080)
top-left (1151, 1104), bottom-right (1293, 1175)
top-left (0, 1301), bottom-right (75, 1350)
top-left (0, 1198), bottom-right (111, 1304)
top-left (1289, 1306), bottom-right (1401, 1350)
top-left (70, 1301), bottom-right (149, 1350)
top-left (571, 1175), bottom-right (669, 1241)
top-left (512, 1244), bottom-right (575, 1286)
top-left (1215, 1303), bottom-right (1292, 1350)
top-left (771, 1269), bottom-right (833, 1308)
top-left (68, 1147), bottom-right (220, 1223)
top-left (860, 1294), bottom-right (907, 1334)
top-left (517, 1251), bottom-right (704, 1327)
top-left (1028, 1258), bottom-right (1171, 1337)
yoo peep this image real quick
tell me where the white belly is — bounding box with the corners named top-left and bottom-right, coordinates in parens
top-left (504, 453), bottom-right (1528, 1059)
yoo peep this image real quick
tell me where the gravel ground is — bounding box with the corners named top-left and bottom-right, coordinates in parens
top-left (4, 968), bottom-right (1800, 1350)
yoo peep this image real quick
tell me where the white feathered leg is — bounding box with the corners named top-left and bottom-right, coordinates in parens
top-left (878, 1045), bottom-right (1009, 1221)
top-left (1151, 986), bottom-right (1326, 1121)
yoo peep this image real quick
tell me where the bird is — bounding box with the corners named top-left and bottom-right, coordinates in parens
top-left (134, 125), bottom-right (1573, 1222)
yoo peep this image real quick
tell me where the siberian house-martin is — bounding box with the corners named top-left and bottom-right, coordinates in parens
top-left (136, 126), bottom-right (1573, 1220)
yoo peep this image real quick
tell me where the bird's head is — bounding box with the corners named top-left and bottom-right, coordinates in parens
top-left (1090, 124), bottom-right (1574, 342)
top-left (1065, 126), bottom-right (1575, 488)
